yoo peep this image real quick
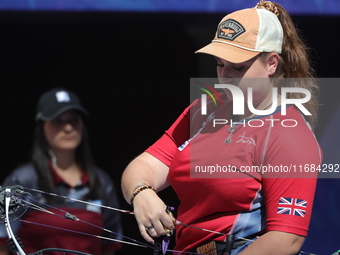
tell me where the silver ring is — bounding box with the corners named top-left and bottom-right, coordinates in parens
top-left (146, 225), bottom-right (154, 231)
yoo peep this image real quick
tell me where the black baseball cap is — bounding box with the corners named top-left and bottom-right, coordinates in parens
top-left (35, 88), bottom-right (88, 121)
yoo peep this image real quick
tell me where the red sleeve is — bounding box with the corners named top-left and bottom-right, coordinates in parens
top-left (146, 105), bottom-right (191, 166)
top-left (261, 114), bottom-right (322, 236)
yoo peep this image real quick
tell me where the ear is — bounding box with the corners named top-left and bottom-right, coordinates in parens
top-left (266, 53), bottom-right (280, 75)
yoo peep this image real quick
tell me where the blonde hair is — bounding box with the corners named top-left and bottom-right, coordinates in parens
top-left (256, 1), bottom-right (319, 130)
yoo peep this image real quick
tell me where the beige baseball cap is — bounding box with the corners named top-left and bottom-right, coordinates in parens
top-left (195, 8), bottom-right (283, 63)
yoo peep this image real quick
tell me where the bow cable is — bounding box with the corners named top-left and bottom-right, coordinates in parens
top-left (2, 186), bottom-right (324, 255)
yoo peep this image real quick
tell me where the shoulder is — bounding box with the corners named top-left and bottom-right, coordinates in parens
top-left (270, 106), bottom-right (317, 139)
top-left (263, 106), bottom-right (322, 164)
top-left (12, 163), bottom-right (36, 174)
top-left (2, 163), bottom-right (38, 187)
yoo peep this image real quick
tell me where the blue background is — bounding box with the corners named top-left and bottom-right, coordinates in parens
top-left (303, 102), bottom-right (340, 254)
top-left (0, 0), bottom-right (340, 14)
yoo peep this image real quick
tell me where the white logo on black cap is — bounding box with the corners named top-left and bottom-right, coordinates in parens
top-left (217, 19), bottom-right (245, 41)
top-left (55, 91), bottom-right (71, 103)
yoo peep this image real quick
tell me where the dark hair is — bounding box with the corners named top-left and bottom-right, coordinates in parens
top-left (257, 1), bottom-right (319, 130)
top-left (31, 117), bottom-right (102, 202)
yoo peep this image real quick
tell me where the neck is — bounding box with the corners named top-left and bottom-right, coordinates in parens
top-left (49, 149), bottom-right (82, 187)
top-left (49, 149), bottom-right (77, 170)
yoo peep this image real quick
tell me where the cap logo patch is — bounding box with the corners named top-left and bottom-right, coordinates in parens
top-left (55, 91), bottom-right (71, 103)
top-left (217, 19), bottom-right (245, 41)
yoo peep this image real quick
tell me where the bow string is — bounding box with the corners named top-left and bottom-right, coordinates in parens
top-left (0, 185), bottom-right (328, 255)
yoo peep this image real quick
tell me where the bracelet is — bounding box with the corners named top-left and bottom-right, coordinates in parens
top-left (130, 183), bottom-right (148, 196)
top-left (130, 185), bottom-right (155, 205)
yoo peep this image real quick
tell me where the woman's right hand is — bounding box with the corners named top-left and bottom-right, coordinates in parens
top-left (121, 152), bottom-right (174, 243)
top-left (132, 188), bottom-right (176, 244)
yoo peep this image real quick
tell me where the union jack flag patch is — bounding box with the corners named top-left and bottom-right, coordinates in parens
top-left (277, 197), bottom-right (307, 217)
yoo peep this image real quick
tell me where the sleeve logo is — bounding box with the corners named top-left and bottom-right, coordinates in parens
top-left (277, 197), bottom-right (307, 217)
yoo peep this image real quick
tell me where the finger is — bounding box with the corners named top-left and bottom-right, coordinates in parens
top-left (141, 206), bottom-right (176, 236)
top-left (166, 210), bottom-right (176, 221)
top-left (165, 210), bottom-right (177, 229)
top-left (145, 225), bottom-right (155, 231)
top-left (159, 213), bottom-right (176, 231)
top-left (148, 220), bottom-right (166, 237)
top-left (166, 211), bottom-right (181, 225)
top-left (138, 223), bottom-right (155, 244)
top-left (174, 220), bottom-right (181, 225)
